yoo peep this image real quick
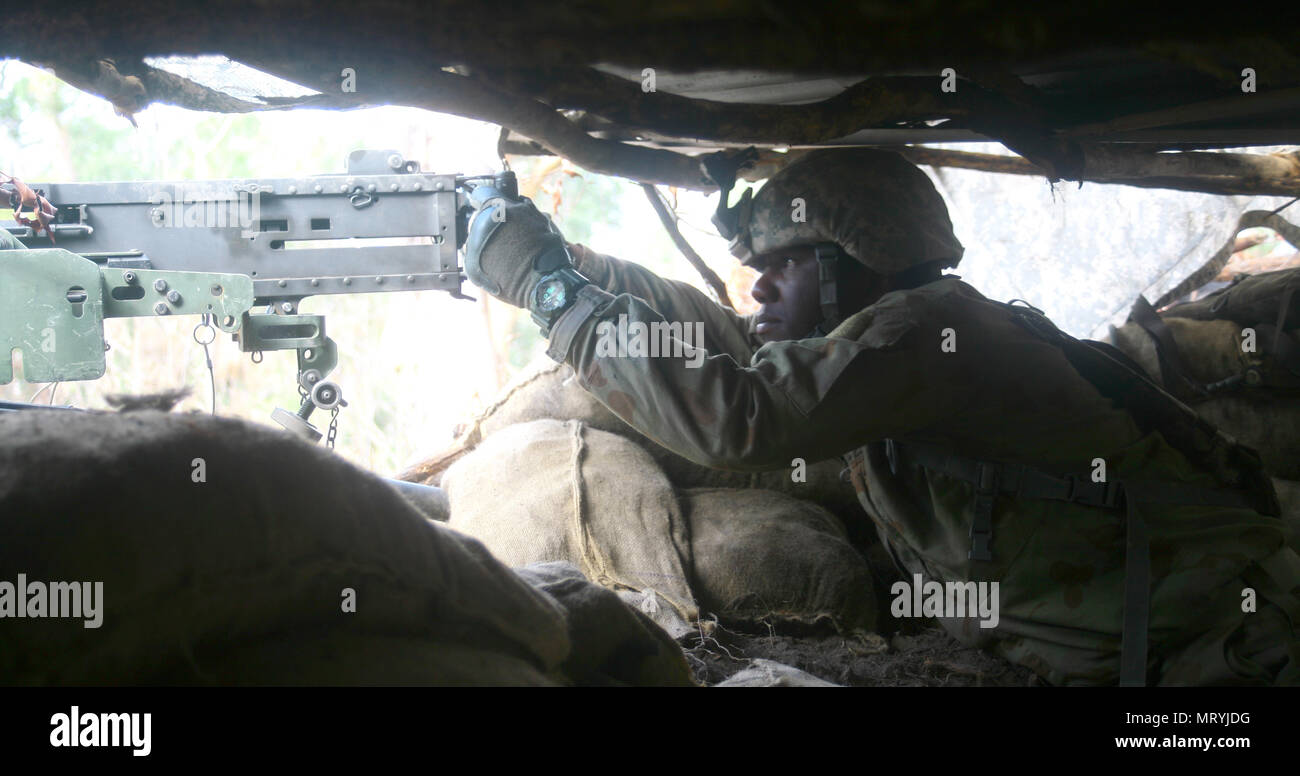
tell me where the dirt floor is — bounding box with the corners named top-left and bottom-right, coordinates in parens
top-left (684, 618), bottom-right (1041, 687)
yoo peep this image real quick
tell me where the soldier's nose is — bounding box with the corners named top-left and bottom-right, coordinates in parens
top-left (751, 272), bottom-right (777, 304)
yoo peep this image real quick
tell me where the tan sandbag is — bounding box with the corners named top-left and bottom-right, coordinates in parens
top-left (399, 360), bottom-right (631, 488)
top-left (0, 409), bottom-right (571, 686)
top-left (477, 361), bottom-right (630, 441)
top-left (1109, 317), bottom-right (1300, 479)
top-left (408, 359), bottom-right (864, 525)
top-left (442, 418), bottom-right (699, 624)
top-left (682, 487), bottom-right (877, 633)
top-left (651, 451), bottom-right (863, 527)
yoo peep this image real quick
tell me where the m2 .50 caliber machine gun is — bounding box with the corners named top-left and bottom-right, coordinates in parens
top-left (1, 149), bottom-right (516, 450)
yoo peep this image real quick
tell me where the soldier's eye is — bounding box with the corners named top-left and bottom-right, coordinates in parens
top-left (783, 257), bottom-right (797, 268)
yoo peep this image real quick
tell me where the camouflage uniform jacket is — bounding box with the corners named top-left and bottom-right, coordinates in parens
top-left (562, 245), bottom-right (1300, 686)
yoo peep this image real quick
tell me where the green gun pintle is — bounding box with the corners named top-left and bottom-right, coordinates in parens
top-left (0, 248), bottom-right (107, 384)
top-left (0, 247), bottom-right (255, 385)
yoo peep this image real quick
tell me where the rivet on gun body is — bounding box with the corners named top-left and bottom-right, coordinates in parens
top-left (210, 284), bottom-right (223, 296)
top-left (167, 290), bottom-right (182, 305)
top-left (367, 183), bottom-right (377, 192)
top-left (313, 184), bottom-right (322, 193)
top-left (277, 280), bottom-right (287, 288)
top-left (434, 180), bottom-right (444, 190)
top-left (390, 183), bottom-right (399, 192)
top-left (375, 276), bottom-right (383, 284)
top-left (413, 183), bottom-right (422, 191)
top-left (154, 302), bottom-right (170, 315)
top-left (124, 271), bottom-right (138, 284)
top-left (288, 185), bottom-right (298, 194)
top-left (343, 277), bottom-right (352, 286)
top-left (405, 275), bottom-right (414, 283)
top-left (154, 279), bottom-right (168, 293)
top-left (310, 278), bottom-right (319, 287)
top-left (281, 302), bottom-right (294, 313)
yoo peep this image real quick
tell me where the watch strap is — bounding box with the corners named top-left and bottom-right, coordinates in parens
top-left (545, 284), bottom-right (615, 363)
top-left (532, 267), bottom-right (590, 334)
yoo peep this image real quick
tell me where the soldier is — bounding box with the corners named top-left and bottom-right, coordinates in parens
top-left (461, 148), bottom-right (1300, 686)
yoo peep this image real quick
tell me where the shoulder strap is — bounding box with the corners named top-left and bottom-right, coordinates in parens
top-left (1005, 303), bottom-right (1280, 517)
top-left (1128, 295), bottom-right (1209, 401)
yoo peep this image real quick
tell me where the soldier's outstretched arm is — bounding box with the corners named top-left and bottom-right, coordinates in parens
top-left (460, 191), bottom-right (959, 469)
top-left (555, 289), bottom-right (960, 471)
top-left (569, 243), bottom-right (759, 363)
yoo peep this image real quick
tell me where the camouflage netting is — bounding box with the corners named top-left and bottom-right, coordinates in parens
top-left (0, 409), bottom-right (692, 686)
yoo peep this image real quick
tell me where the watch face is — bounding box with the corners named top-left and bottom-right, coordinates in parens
top-left (536, 278), bottom-right (568, 313)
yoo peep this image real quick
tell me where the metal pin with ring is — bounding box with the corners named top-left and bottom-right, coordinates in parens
top-left (193, 314), bottom-right (218, 414)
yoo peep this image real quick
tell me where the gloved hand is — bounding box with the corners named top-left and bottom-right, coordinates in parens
top-left (463, 186), bottom-right (574, 309)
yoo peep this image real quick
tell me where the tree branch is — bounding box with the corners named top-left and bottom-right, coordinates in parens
top-left (639, 184), bottom-right (734, 309)
top-left (898, 146), bottom-right (1300, 197)
top-left (33, 56), bottom-right (359, 121)
top-left (242, 56), bottom-right (717, 188)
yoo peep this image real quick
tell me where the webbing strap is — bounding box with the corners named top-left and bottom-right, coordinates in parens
top-left (887, 439), bottom-right (1259, 686)
top-left (814, 243), bottom-right (841, 334)
top-left (1120, 497), bottom-right (1151, 687)
top-left (545, 284), bottom-right (615, 363)
top-left (1130, 295), bottom-right (1207, 400)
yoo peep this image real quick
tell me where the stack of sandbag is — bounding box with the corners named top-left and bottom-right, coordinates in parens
top-left (0, 409), bottom-right (692, 686)
top-left (404, 359), bottom-right (870, 540)
top-left (442, 419), bottom-right (878, 635)
top-left (442, 418), bottom-right (700, 635)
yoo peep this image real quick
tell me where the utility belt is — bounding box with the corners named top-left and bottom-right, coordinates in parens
top-left (846, 439), bottom-right (1285, 686)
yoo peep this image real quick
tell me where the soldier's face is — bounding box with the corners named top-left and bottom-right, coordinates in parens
top-left (749, 245), bottom-right (824, 342)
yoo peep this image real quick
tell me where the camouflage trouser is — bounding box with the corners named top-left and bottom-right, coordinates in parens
top-left (845, 440), bottom-right (1300, 686)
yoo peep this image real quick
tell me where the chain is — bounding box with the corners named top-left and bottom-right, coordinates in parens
top-left (193, 313), bottom-right (218, 414)
top-left (326, 407), bottom-right (340, 449)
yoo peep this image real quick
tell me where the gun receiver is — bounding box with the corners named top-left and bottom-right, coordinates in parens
top-left (1, 149), bottom-right (516, 446)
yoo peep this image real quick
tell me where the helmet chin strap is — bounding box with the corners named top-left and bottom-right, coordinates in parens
top-left (805, 243), bottom-right (842, 338)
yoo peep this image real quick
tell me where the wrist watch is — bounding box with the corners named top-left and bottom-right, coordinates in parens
top-left (529, 266), bottom-right (591, 335)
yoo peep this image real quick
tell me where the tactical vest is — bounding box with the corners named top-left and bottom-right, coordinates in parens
top-left (842, 299), bottom-right (1300, 686)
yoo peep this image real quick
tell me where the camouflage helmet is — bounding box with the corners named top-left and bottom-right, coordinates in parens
top-left (718, 148), bottom-right (964, 275)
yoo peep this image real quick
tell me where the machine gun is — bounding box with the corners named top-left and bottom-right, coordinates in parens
top-left (1, 149), bottom-right (515, 449)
